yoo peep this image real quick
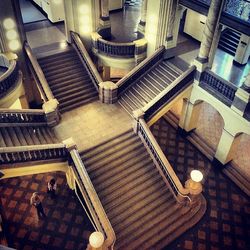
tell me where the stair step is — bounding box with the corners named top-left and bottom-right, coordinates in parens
top-left (43, 63), bottom-right (83, 77)
top-left (20, 127), bottom-right (35, 145)
top-left (117, 202), bottom-right (183, 249)
top-left (82, 130), bottom-right (134, 158)
top-left (14, 127), bottom-right (28, 145)
top-left (38, 50), bottom-right (75, 63)
top-left (60, 95), bottom-right (98, 113)
top-left (111, 185), bottom-right (171, 227)
top-left (103, 170), bottom-right (161, 209)
top-left (85, 142), bottom-right (143, 174)
top-left (91, 150), bottom-right (149, 187)
top-left (96, 158), bottom-right (154, 198)
top-left (46, 68), bottom-right (84, 82)
top-left (1, 128), bottom-right (14, 146)
top-left (7, 127), bottom-right (21, 146)
top-left (83, 133), bottom-right (140, 164)
top-left (40, 57), bottom-right (80, 70)
top-left (0, 131), bottom-right (6, 147)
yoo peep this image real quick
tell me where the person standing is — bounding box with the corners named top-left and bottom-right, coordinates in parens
top-left (47, 178), bottom-right (57, 199)
top-left (30, 192), bottom-right (46, 219)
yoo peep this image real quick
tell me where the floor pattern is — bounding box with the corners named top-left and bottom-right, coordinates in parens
top-left (0, 172), bottom-right (94, 250)
top-left (124, 0), bottom-right (142, 7)
top-left (151, 118), bottom-right (250, 250)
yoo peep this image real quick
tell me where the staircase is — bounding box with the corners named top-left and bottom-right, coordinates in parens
top-left (38, 48), bottom-right (98, 113)
top-left (218, 28), bottom-right (241, 56)
top-left (118, 61), bottom-right (183, 115)
top-left (80, 130), bottom-right (196, 249)
top-left (0, 126), bottom-right (58, 147)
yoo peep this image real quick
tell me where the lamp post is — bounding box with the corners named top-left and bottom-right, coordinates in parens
top-left (89, 232), bottom-right (105, 250)
top-left (185, 170), bottom-right (203, 206)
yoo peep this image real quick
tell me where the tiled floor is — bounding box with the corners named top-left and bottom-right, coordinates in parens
top-left (0, 172), bottom-right (94, 250)
top-left (151, 118), bottom-right (250, 250)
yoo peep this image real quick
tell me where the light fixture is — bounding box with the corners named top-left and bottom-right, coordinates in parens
top-left (8, 40), bottom-right (20, 51)
top-left (190, 170), bottom-right (203, 183)
top-left (6, 30), bottom-right (17, 40)
top-left (3, 18), bottom-right (15, 30)
top-left (89, 232), bottom-right (104, 248)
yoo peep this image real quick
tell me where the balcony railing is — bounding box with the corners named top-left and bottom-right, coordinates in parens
top-left (0, 109), bottom-right (46, 126)
top-left (92, 32), bottom-right (147, 63)
top-left (0, 54), bottom-right (20, 99)
top-left (200, 69), bottom-right (237, 106)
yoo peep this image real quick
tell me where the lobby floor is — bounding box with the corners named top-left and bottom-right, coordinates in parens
top-left (0, 172), bottom-right (94, 250)
top-left (151, 118), bottom-right (250, 250)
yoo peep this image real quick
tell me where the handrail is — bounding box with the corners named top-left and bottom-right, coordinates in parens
top-left (69, 149), bottom-right (116, 249)
top-left (143, 65), bottom-right (196, 121)
top-left (24, 42), bottom-right (54, 102)
top-left (117, 46), bottom-right (165, 95)
top-left (137, 118), bottom-right (191, 203)
top-left (0, 108), bottom-right (46, 125)
top-left (70, 31), bottom-right (102, 90)
top-left (200, 69), bottom-right (237, 106)
top-left (0, 59), bottom-right (19, 98)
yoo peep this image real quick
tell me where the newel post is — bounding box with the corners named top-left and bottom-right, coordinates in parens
top-left (132, 109), bottom-right (145, 134)
top-left (99, 81), bottom-right (118, 104)
top-left (63, 138), bottom-right (77, 190)
top-left (185, 170), bottom-right (203, 207)
top-left (42, 98), bottom-right (60, 127)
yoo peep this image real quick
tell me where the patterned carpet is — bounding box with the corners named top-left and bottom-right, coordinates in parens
top-left (151, 118), bottom-right (250, 250)
top-left (124, 0), bottom-right (142, 7)
top-left (0, 172), bottom-right (94, 250)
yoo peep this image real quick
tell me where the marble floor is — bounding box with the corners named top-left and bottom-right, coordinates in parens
top-left (53, 100), bottom-right (133, 152)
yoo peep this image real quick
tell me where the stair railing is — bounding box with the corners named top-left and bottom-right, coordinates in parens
top-left (200, 69), bottom-right (237, 106)
top-left (117, 46), bottom-right (165, 96)
top-left (0, 108), bottom-right (46, 126)
top-left (0, 143), bottom-right (67, 164)
top-left (70, 31), bottom-right (103, 90)
top-left (143, 65), bottom-right (196, 122)
top-left (0, 55), bottom-right (20, 99)
top-left (136, 118), bottom-right (191, 203)
top-left (68, 148), bottom-right (116, 249)
top-left (24, 42), bottom-right (54, 102)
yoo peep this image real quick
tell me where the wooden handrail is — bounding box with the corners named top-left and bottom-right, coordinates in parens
top-left (69, 149), bottom-right (116, 249)
top-left (0, 108), bottom-right (44, 114)
top-left (138, 118), bottom-right (190, 202)
top-left (117, 46), bottom-right (165, 95)
top-left (71, 31), bottom-right (102, 89)
top-left (24, 42), bottom-right (54, 102)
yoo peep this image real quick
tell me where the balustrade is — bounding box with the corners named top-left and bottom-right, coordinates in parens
top-left (0, 109), bottom-right (46, 124)
top-left (137, 118), bottom-right (191, 203)
top-left (0, 144), bottom-right (67, 164)
top-left (200, 70), bottom-right (237, 106)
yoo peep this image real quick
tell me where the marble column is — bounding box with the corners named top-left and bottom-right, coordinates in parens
top-left (166, 0), bottom-right (177, 45)
top-left (194, 0), bottom-right (224, 77)
top-left (138, 0), bottom-right (148, 34)
top-left (99, 0), bottom-right (111, 38)
top-left (232, 70), bottom-right (250, 120)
